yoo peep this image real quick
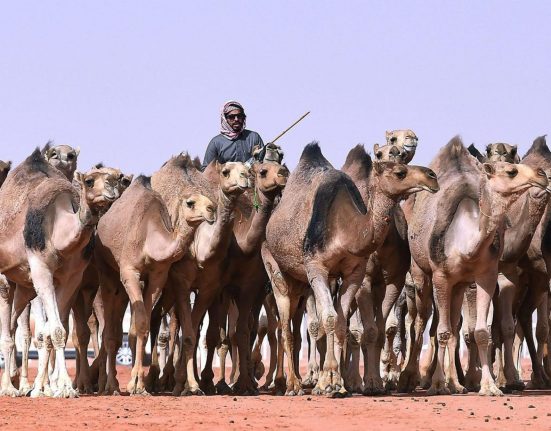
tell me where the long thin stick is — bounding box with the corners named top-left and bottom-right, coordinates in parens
top-left (270, 111), bottom-right (310, 144)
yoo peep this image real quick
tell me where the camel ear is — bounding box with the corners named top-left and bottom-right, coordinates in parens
top-left (373, 161), bottom-right (385, 175)
top-left (511, 145), bottom-right (520, 163)
top-left (482, 163), bottom-right (495, 176)
top-left (7, 161), bottom-right (11, 168)
top-left (373, 143), bottom-right (380, 153)
top-left (215, 161), bottom-right (222, 173)
top-left (74, 171), bottom-right (83, 184)
top-left (75, 147), bottom-right (80, 157)
top-left (485, 144), bottom-right (492, 156)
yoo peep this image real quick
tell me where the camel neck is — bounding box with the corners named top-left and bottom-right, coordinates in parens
top-left (150, 221), bottom-right (197, 263)
top-left (347, 178), bottom-right (396, 256)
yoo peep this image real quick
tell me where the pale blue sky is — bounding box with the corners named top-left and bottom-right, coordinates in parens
top-left (1, 1), bottom-right (550, 175)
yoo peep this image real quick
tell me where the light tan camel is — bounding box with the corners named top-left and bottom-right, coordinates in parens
top-left (199, 160), bottom-right (289, 395)
top-left (145, 155), bottom-right (249, 396)
top-left (262, 142), bottom-right (438, 396)
top-left (406, 136), bottom-right (547, 396)
top-left (95, 175), bottom-right (214, 395)
top-left (0, 149), bottom-right (123, 397)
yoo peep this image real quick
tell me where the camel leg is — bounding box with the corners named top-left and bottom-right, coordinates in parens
top-left (251, 314), bottom-right (267, 383)
top-left (474, 273), bottom-right (503, 396)
top-left (260, 294), bottom-right (279, 390)
top-left (462, 285), bottom-right (481, 391)
top-left (99, 281), bottom-right (128, 395)
top-left (199, 303), bottom-right (222, 395)
top-left (0, 278), bottom-right (18, 397)
top-left (381, 307), bottom-right (398, 390)
top-left (158, 315), bottom-right (170, 377)
top-left (144, 300), bottom-right (163, 393)
top-left (216, 315), bottom-right (231, 394)
top-left (397, 269), bottom-right (432, 393)
top-left (17, 301), bottom-right (32, 395)
top-left (227, 300), bottom-right (239, 386)
top-left (426, 272), bottom-right (453, 396)
top-left (356, 277), bottom-right (385, 395)
top-left (519, 287), bottom-right (551, 389)
top-left (29, 297), bottom-right (54, 397)
top-left (445, 285), bottom-right (468, 394)
top-left (72, 289), bottom-right (96, 394)
top-left (291, 300), bottom-right (305, 380)
top-left (158, 308), bottom-right (178, 391)
top-left (535, 296), bottom-right (550, 380)
top-left (543, 291), bottom-right (551, 378)
top-left (303, 289), bottom-right (320, 388)
top-left (495, 272), bottom-right (525, 392)
top-left (346, 308), bottom-right (363, 393)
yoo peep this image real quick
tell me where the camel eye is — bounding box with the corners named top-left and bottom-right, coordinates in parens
top-left (507, 168), bottom-right (518, 178)
top-left (186, 199), bottom-right (195, 209)
top-left (50, 151), bottom-right (57, 159)
top-left (67, 153), bottom-right (75, 160)
top-left (84, 178), bottom-right (94, 187)
top-left (375, 151), bottom-right (383, 160)
top-left (394, 169), bottom-right (407, 180)
top-left (121, 177), bottom-right (131, 187)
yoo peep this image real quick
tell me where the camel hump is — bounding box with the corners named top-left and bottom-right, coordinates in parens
top-left (135, 175), bottom-right (152, 190)
top-left (342, 144), bottom-right (372, 178)
top-left (524, 135), bottom-right (550, 158)
top-left (431, 136), bottom-right (475, 174)
top-left (299, 142), bottom-right (331, 170)
top-left (303, 171), bottom-right (366, 255)
top-left (26, 147), bottom-right (55, 177)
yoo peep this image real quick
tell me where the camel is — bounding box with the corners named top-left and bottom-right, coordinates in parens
top-left (0, 160), bottom-right (11, 187)
top-left (95, 175), bottom-right (215, 395)
top-left (43, 143), bottom-right (80, 180)
top-left (510, 136), bottom-right (551, 389)
top-left (142, 155), bottom-right (250, 396)
top-left (341, 142), bottom-right (417, 394)
top-left (0, 149), bottom-right (123, 397)
top-left (405, 136), bottom-right (547, 396)
top-left (383, 129), bottom-right (418, 164)
top-left (199, 160), bottom-right (289, 395)
top-left (262, 142), bottom-right (438, 396)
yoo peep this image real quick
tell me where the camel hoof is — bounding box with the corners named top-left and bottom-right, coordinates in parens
top-left (215, 381), bottom-right (232, 395)
top-left (199, 380), bottom-right (216, 396)
top-left (502, 381), bottom-right (525, 393)
top-left (0, 386), bottom-right (20, 397)
top-left (302, 374), bottom-right (319, 389)
top-left (427, 384), bottom-right (451, 396)
top-left (285, 389), bottom-right (304, 396)
top-left (130, 388), bottom-right (151, 397)
top-left (54, 388), bottom-right (79, 399)
top-left (327, 387), bottom-right (349, 399)
top-left (181, 387), bottom-right (205, 396)
top-left (311, 386), bottom-right (324, 396)
top-left (478, 384), bottom-right (503, 396)
top-left (397, 371), bottom-right (419, 393)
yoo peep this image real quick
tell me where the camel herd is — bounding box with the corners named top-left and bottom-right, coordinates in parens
top-left (0, 130), bottom-right (550, 400)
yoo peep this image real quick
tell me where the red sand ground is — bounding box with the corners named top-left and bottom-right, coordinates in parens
top-left (1, 363), bottom-right (551, 430)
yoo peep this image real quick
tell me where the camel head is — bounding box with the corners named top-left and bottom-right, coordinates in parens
top-left (372, 162), bottom-right (439, 198)
top-left (215, 161), bottom-right (250, 197)
top-left (373, 144), bottom-right (409, 163)
top-left (253, 143), bottom-right (285, 164)
top-left (481, 162), bottom-right (548, 196)
top-left (177, 192), bottom-right (216, 227)
top-left (385, 129), bottom-right (418, 164)
top-left (0, 160), bottom-right (11, 187)
top-left (92, 163), bottom-right (134, 195)
top-left (74, 167), bottom-right (125, 213)
top-left (250, 161), bottom-right (289, 197)
top-left (485, 143), bottom-right (519, 163)
top-left (44, 144), bottom-right (80, 180)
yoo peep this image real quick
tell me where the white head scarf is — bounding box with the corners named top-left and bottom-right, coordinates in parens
top-left (220, 100), bottom-right (246, 140)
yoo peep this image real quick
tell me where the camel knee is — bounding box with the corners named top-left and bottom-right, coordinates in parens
top-left (536, 323), bottom-right (549, 343)
top-left (474, 328), bottom-right (490, 347)
top-left (308, 320), bottom-right (320, 339)
top-left (500, 320), bottom-right (515, 340)
top-left (363, 324), bottom-right (378, 345)
top-left (323, 311), bottom-right (337, 333)
top-left (437, 330), bottom-right (451, 347)
top-left (50, 326), bottom-right (66, 349)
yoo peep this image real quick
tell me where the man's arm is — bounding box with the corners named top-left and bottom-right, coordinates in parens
top-left (202, 139), bottom-right (219, 171)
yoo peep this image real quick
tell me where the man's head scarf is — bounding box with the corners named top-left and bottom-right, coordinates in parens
top-left (220, 100), bottom-right (246, 140)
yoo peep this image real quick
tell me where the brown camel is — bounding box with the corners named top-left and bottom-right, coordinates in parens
top-left (341, 142), bottom-right (416, 394)
top-left (406, 136), bottom-right (547, 396)
top-left (262, 142), bottom-right (438, 396)
top-left (144, 155), bottom-right (249, 396)
top-left (199, 160), bottom-right (289, 395)
top-left (0, 149), bottom-right (123, 397)
top-left (0, 160), bottom-right (11, 187)
top-left (95, 175), bottom-right (215, 395)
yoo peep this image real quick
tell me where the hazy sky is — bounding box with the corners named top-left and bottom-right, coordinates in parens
top-left (1, 1), bottom-right (550, 175)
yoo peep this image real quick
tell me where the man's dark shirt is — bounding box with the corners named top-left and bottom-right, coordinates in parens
top-left (202, 130), bottom-right (264, 170)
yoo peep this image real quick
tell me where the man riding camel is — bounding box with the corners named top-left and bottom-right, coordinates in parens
top-left (202, 100), bottom-right (264, 170)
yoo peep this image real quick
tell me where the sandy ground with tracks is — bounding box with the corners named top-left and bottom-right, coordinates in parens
top-left (1, 362), bottom-right (551, 430)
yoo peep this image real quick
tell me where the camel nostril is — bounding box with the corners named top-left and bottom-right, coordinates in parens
top-left (428, 170), bottom-right (437, 179)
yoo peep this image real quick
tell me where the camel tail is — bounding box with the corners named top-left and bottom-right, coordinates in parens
top-left (303, 172), bottom-right (366, 255)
